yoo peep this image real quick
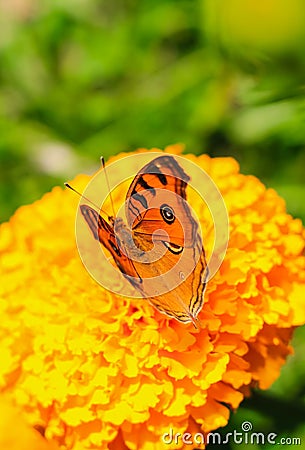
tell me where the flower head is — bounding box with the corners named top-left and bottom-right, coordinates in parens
top-left (0, 145), bottom-right (305, 449)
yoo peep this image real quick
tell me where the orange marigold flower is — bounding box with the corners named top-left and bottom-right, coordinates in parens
top-left (0, 145), bottom-right (305, 449)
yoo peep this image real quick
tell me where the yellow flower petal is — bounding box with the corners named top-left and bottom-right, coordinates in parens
top-left (0, 145), bottom-right (304, 449)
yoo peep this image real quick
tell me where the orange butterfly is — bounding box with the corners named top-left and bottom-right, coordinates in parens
top-left (68, 155), bottom-right (208, 327)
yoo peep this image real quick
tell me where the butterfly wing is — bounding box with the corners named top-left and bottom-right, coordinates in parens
top-left (129, 232), bottom-right (208, 324)
top-left (125, 155), bottom-right (208, 324)
top-left (80, 205), bottom-right (139, 281)
top-left (126, 155), bottom-right (198, 247)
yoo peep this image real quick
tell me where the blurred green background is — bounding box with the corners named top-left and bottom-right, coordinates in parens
top-left (0, 0), bottom-right (304, 448)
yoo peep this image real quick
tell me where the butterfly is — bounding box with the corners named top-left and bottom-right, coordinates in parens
top-left (67, 155), bottom-right (208, 327)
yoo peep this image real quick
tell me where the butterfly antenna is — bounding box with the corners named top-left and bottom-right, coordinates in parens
top-left (64, 183), bottom-right (109, 218)
top-left (100, 156), bottom-right (116, 217)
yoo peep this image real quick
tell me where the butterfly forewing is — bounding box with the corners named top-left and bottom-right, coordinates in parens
top-left (126, 156), bottom-right (199, 247)
top-left (80, 205), bottom-right (140, 282)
